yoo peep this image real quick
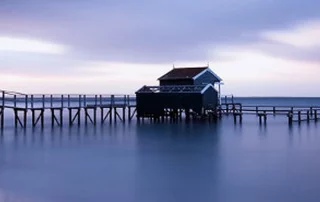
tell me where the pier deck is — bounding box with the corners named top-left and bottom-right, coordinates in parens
top-left (0, 90), bottom-right (137, 128)
top-left (0, 90), bottom-right (319, 128)
top-left (220, 103), bottom-right (320, 125)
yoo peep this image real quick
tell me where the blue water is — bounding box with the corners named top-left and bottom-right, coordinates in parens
top-left (0, 98), bottom-right (320, 202)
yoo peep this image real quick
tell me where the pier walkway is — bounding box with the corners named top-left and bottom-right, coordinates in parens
top-left (220, 103), bottom-right (320, 125)
top-left (0, 90), bottom-right (137, 128)
top-left (0, 91), bottom-right (318, 128)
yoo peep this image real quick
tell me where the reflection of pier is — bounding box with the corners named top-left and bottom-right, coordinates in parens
top-left (0, 90), bottom-right (137, 129)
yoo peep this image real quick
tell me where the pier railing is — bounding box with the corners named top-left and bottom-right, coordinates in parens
top-left (221, 94), bottom-right (234, 104)
top-left (0, 90), bottom-right (139, 128)
top-left (0, 90), bottom-right (137, 109)
top-left (220, 103), bottom-right (320, 124)
top-left (1, 90), bottom-right (319, 127)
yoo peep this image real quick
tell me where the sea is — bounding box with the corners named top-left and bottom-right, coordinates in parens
top-left (0, 97), bottom-right (320, 202)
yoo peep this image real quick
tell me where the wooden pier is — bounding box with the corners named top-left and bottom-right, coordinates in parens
top-left (0, 90), bottom-right (319, 129)
top-left (0, 90), bottom-right (137, 129)
top-left (220, 103), bottom-right (320, 125)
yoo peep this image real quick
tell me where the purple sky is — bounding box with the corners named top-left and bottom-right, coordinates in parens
top-left (0, 0), bottom-right (320, 96)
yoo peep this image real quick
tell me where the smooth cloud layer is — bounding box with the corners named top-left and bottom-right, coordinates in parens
top-left (1, 0), bottom-right (320, 63)
top-left (0, 36), bottom-right (68, 54)
top-left (261, 20), bottom-right (320, 49)
top-left (0, 0), bottom-right (320, 96)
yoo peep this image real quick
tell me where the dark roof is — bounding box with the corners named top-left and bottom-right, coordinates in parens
top-left (136, 84), bottom-right (215, 94)
top-left (158, 67), bottom-right (208, 80)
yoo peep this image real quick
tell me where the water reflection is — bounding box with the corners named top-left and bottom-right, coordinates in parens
top-left (133, 122), bottom-right (221, 202)
top-left (0, 117), bottom-right (319, 202)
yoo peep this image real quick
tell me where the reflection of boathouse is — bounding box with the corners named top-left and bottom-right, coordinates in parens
top-left (135, 66), bottom-right (223, 119)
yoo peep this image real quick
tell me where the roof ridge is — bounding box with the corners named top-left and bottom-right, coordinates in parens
top-left (173, 66), bottom-right (208, 69)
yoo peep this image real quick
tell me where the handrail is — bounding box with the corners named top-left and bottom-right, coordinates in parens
top-left (0, 93), bottom-right (137, 109)
top-left (221, 94), bottom-right (234, 104)
top-left (0, 89), bottom-right (27, 96)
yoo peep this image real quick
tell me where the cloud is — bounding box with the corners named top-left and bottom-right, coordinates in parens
top-left (210, 48), bottom-right (320, 96)
top-left (261, 20), bottom-right (320, 49)
top-left (1, 0), bottom-right (320, 96)
top-left (0, 36), bottom-right (68, 54)
top-left (1, 0), bottom-right (320, 63)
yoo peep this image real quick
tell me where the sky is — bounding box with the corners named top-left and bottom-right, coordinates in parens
top-left (0, 0), bottom-right (320, 96)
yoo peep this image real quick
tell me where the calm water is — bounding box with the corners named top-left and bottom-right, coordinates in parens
top-left (0, 98), bottom-right (320, 202)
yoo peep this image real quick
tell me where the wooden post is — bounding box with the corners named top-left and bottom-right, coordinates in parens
top-left (51, 109), bottom-right (54, 127)
top-left (100, 95), bottom-right (102, 105)
top-left (310, 107), bottom-right (313, 116)
top-left (42, 95), bottom-right (45, 108)
top-left (25, 95), bottom-right (28, 109)
top-left (100, 107), bottom-right (104, 123)
top-left (50, 95), bottom-right (53, 108)
top-left (85, 108), bottom-right (88, 125)
top-left (315, 110), bottom-right (318, 121)
top-left (68, 95), bottom-right (70, 107)
top-left (84, 95), bottom-right (87, 107)
top-left (298, 111), bottom-right (301, 123)
top-left (60, 109), bottom-right (63, 126)
top-left (1, 91), bottom-right (4, 128)
top-left (69, 109), bottom-right (72, 126)
top-left (23, 109), bottom-right (27, 128)
top-left (79, 95), bottom-right (82, 108)
top-left (232, 104), bottom-right (235, 114)
top-left (109, 107), bottom-right (112, 123)
top-left (31, 95), bottom-right (34, 109)
top-left (256, 106), bottom-right (258, 115)
top-left (259, 115), bottom-right (262, 124)
top-left (95, 95), bottom-right (98, 106)
top-left (264, 111), bottom-right (267, 123)
top-left (288, 112), bottom-right (293, 125)
top-left (14, 95), bottom-right (17, 108)
top-left (1, 91), bottom-right (4, 107)
top-left (41, 109), bottom-right (44, 128)
top-left (14, 110), bottom-right (18, 128)
top-left (122, 107), bottom-right (126, 122)
top-left (32, 109), bottom-right (35, 127)
top-left (61, 95), bottom-right (64, 108)
top-left (273, 107), bottom-right (276, 114)
top-left (307, 111), bottom-right (310, 122)
top-left (78, 109), bottom-right (81, 126)
top-left (185, 108), bottom-right (190, 121)
top-left (111, 95), bottom-right (115, 106)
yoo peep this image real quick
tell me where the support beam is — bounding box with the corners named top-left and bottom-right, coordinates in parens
top-left (68, 107), bottom-right (81, 126)
top-left (31, 109), bottom-right (44, 128)
top-left (51, 108), bottom-right (63, 127)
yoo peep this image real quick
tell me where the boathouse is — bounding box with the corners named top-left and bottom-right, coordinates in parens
top-left (135, 66), bottom-right (223, 118)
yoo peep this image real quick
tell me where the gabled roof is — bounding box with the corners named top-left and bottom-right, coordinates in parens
top-left (158, 66), bottom-right (222, 82)
top-left (158, 67), bottom-right (208, 80)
